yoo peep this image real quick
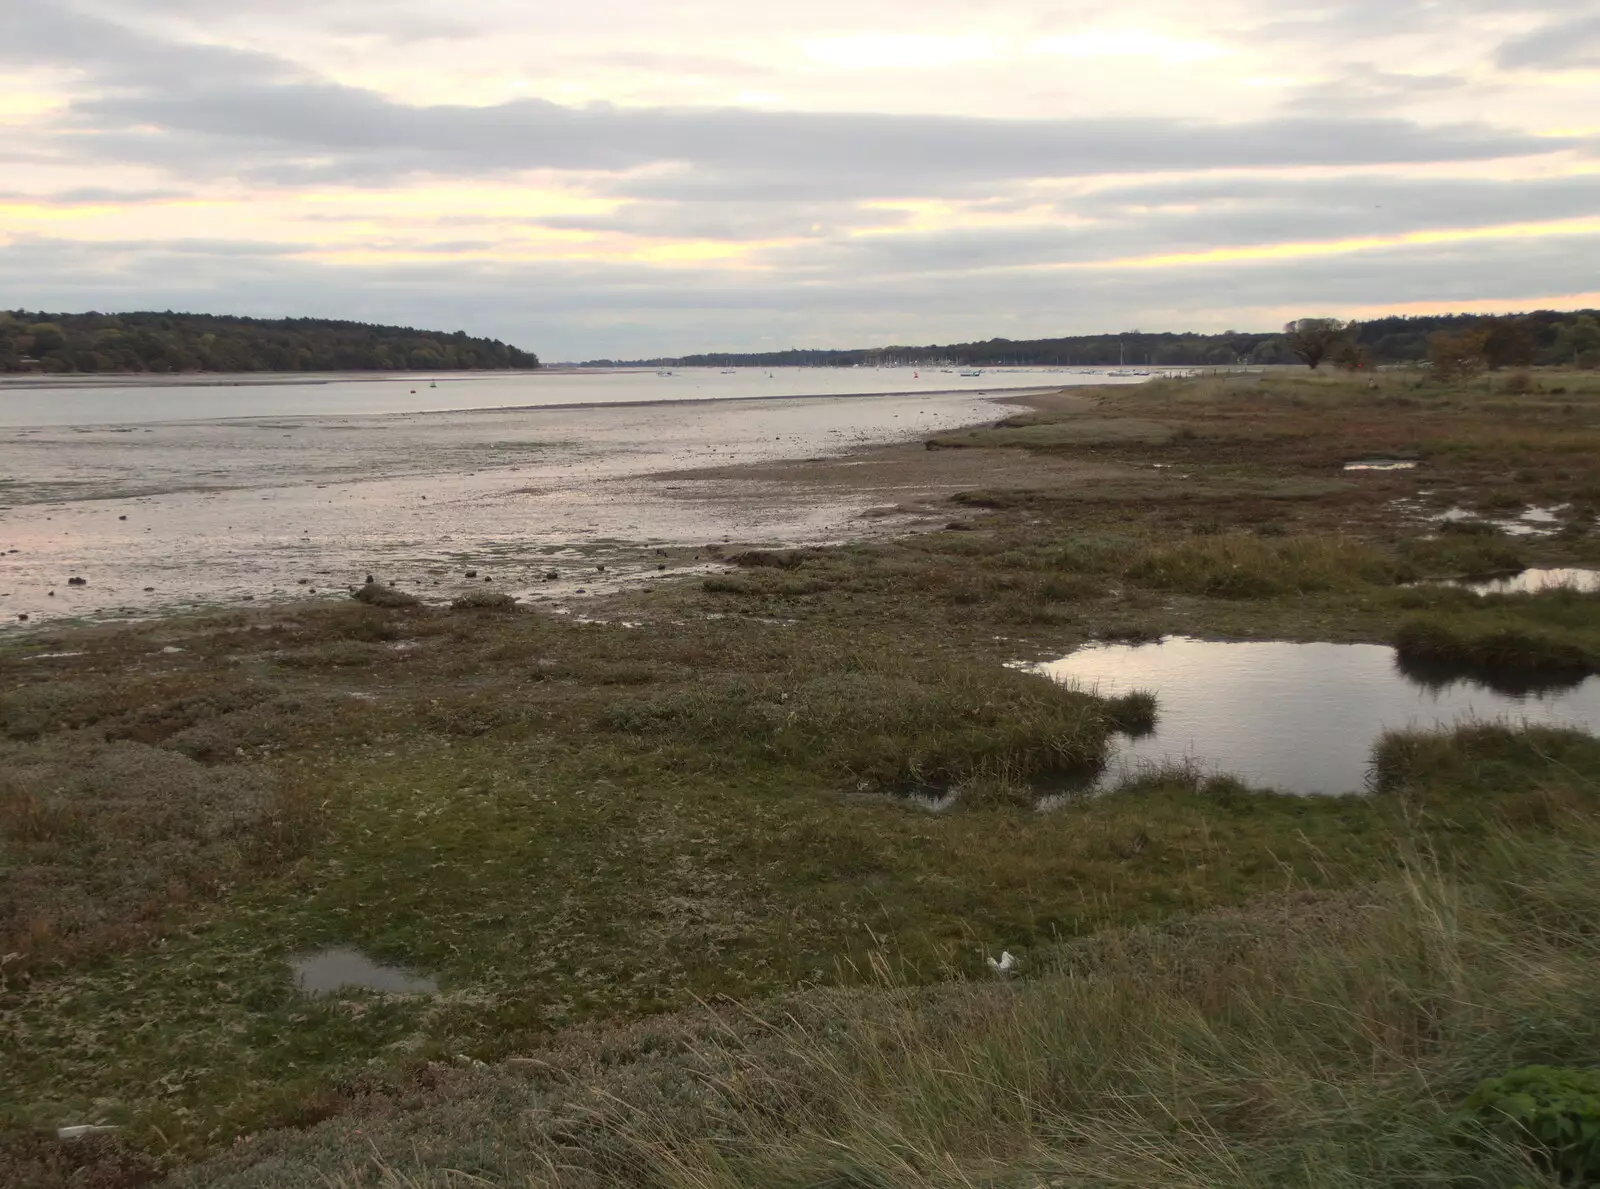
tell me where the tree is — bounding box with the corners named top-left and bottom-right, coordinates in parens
top-left (1283, 318), bottom-right (1350, 369)
top-left (1481, 317), bottom-right (1536, 370)
top-left (1332, 338), bottom-right (1370, 372)
top-left (1428, 328), bottom-right (1489, 381)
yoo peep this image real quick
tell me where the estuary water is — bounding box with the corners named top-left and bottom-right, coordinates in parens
top-left (0, 368), bottom-right (1138, 628)
top-left (0, 366), bottom-right (1131, 428)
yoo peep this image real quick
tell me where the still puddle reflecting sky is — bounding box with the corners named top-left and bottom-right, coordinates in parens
top-left (1033, 637), bottom-right (1600, 796)
top-left (1460, 568), bottom-right (1600, 596)
top-left (291, 947), bottom-right (438, 996)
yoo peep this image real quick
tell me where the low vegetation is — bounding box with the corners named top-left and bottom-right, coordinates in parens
top-left (169, 796), bottom-right (1600, 1188)
top-left (3, 367), bottom-right (1600, 1186)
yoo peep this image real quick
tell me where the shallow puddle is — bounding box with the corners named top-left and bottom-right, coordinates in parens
top-left (291, 947), bottom-right (438, 996)
top-left (1432, 504), bottom-right (1575, 537)
top-left (1032, 637), bottom-right (1600, 796)
top-left (1344, 459), bottom-right (1417, 472)
top-left (1458, 568), bottom-right (1600, 596)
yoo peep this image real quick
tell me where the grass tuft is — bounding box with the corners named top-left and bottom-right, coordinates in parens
top-left (1394, 618), bottom-right (1595, 690)
top-left (449, 591), bottom-right (519, 612)
top-left (351, 584), bottom-right (421, 609)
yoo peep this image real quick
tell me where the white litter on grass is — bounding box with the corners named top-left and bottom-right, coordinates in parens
top-left (988, 951), bottom-right (1018, 976)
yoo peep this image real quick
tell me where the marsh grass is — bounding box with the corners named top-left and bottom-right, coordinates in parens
top-left (1126, 535), bottom-right (1408, 598)
top-left (1398, 532), bottom-right (1529, 577)
top-left (449, 590), bottom-right (520, 612)
top-left (172, 793), bottom-right (1600, 1189)
top-left (1394, 617), bottom-right (1596, 687)
top-left (0, 737), bottom-right (289, 972)
top-left (599, 660), bottom-right (1119, 790)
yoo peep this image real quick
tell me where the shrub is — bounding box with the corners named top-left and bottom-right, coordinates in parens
top-left (1465, 1065), bottom-right (1600, 1184)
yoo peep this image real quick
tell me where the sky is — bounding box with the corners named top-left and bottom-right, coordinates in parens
top-left (1, 1), bottom-right (1598, 360)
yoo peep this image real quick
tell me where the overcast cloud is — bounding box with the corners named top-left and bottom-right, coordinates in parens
top-left (1, 0), bottom-right (1597, 358)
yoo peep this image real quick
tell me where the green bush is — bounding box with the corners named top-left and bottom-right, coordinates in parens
top-left (1465, 1065), bottom-right (1600, 1184)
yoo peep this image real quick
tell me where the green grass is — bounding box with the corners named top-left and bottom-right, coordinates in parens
top-left (167, 749), bottom-right (1600, 1187)
top-left (1394, 616), bottom-right (1598, 690)
top-left (1125, 535), bottom-right (1410, 598)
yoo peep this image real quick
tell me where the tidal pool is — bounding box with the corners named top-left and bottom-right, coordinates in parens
top-left (1344, 459), bottom-right (1418, 472)
top-left (1459, 568), bottom-right (1600, 596)
top-left (1032, 637), bottom-right (1600, 796)
top-left (291, 947), bottom-right (437, 996)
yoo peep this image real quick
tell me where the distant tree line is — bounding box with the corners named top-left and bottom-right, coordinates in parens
top-left (0, 311), bottom-right (540, 374)
top-left (589, 309), bottom-right (1600, 371)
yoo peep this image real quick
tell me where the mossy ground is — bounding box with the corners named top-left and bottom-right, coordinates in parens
top-left (3, 368), bottom-right (1600, 1186)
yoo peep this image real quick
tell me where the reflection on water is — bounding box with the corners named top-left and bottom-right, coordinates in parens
top-left (291, 947), bottom-right (437, 996)
top-left (1344, 459), bottom-right (1417, 471)
top-left (1433, 505), bottom-right (1575, 537)
top-left (1459, 568), bottom-right (1600, 596)
top-left (1032, 637), bottom-right (1600, 796)
top-left (0, 366), bottom-right (1139, 429)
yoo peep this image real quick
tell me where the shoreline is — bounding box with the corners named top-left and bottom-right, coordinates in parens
top-left (0, 386), bottom-right (1028, 631)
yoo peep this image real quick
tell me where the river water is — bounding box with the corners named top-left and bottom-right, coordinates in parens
top-left (1, 368), bottom-right (1137, 628)
top-left (0, 366), bottom-right (1129, 428)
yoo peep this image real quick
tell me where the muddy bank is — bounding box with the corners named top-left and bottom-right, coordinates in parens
top-left (1, 389), bottom-right (1033, 629)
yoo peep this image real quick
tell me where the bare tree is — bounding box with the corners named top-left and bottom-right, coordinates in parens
top-left (1283, 318), bottom-right (1350, 370)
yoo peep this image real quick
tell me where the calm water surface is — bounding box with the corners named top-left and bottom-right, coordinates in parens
top-left (0, 366), bottom-right (1140, 428)
top-left (1460, 568), bottom-right (1600, 595)
top-left (1034, 637), bottom-right (1600, 796)
top-left (291, 947), bottom-right (437, 996)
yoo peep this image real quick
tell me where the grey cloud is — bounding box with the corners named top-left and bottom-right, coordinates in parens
top-left (0, 187), bottom-right (189, 205)
top-left (1253, 0), bottom-right (1591, 44)
top-left (534, 202), bottom-right (910, 241)
top-left (1497, 13), bottom-right (1600, 68)
top-left (13, 3), bottom-right (1585, 204)
top-left (1279, 66), bottom-right (1477, 116)
top-left (0, 4), bottom-right (301, 89)
top-left (64, 79), bottom-right (1573, 197)
top-left (1069, 173), bottom-right (1600, 230)
top-left (746, 173), bottom-right (1600, 278)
